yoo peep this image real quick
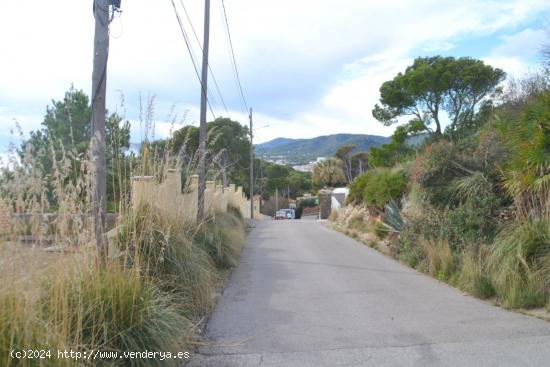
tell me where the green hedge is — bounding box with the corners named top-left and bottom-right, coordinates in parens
top-left (348, 168), bottom-right (408, 208)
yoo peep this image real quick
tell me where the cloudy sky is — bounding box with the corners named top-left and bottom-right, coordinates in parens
top-left (0, 0), bottom-right (549, 150)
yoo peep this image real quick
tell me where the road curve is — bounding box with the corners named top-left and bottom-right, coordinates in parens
top-left (189, 220), bottom-right (550, 367)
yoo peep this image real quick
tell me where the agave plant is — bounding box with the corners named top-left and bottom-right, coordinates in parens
top-left (382, 199), bottom-right (405, 233)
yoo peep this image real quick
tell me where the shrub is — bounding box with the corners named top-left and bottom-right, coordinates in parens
top-left (44, 264), bottom-right (190, 367)
top-left (348, 213), bottom-right (368, 232)
top-left (118, 205), bottom-right (246, 317)
top-left (458, 246), bottom-right (495, 299)
top-left (420, 237), bottom-right (456, 281)
top-left (498, 91), bottom-right (550, 214)
top-left (368, 125), bottom-right (414, 168)
top-left (488, 219), bottom-right (550, 308)
top-left (400, 193), bottom-right (500, 253)
top-left (348, 168), bottom-right (407, 208)
top-left (347, 174), bottom-right (369, 205)
top-left (396, 238), bottom-right (425, 269)
top-left (371, 220), bottom-right (388, 239)
top-left (194, 210), bottom-right (245, 269)
top-left (117, 206), bottom-right (216, 317)
top-left (363, 168), bottom-right (407, 208)
top-left (412, 141), bottom-right (463, 208)
top-left (439, 195), bottom-right (500, 251)
top-left (299, 198), bottom-right (317, 208)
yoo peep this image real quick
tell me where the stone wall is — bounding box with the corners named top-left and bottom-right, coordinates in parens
top-left (249, 194), bottom-right (262, 219)
top-left (131, 170), bottom-right (259, 222)
top-left (319, 189), bottom-right (332, 220)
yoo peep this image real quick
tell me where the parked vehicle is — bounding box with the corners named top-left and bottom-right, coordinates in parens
top-left (275, 210), bottom-right (287, 220)
top-left (274, 208), bottom-right (295, 220)
top-left (285, 209), bottom-right (295, 219)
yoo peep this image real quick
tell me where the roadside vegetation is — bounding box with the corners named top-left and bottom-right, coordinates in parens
top-left (0, 92), bottom-right (247, 366)
top-left (331, 54), bottom-right (550, 312)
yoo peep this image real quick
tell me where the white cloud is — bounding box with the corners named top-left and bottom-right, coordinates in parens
top-left (1, 0), bottom-right (549, 146)
top-left (0, 151), bottom-right (20, 169)
top-left (422, 41), bottom-right (456, 52)
top-left (482, 56), bottom-right (532, 77)
top-left (0, 112), bottom-right (43, 146)
top-left (483, 28), bottom-right (548, 77)
top-left (492, 28), bottom-right (548, 57)
top-left (221, 0), bottom-right (550, 141)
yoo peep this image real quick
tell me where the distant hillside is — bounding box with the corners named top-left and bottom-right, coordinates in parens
top-left (256, 133), bottom-right (390, 164)
top-left (255, 137), bottom-right (296, 150)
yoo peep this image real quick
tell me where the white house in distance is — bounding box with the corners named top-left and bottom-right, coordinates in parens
top-left (292, 157), bottom-right (327, 173)
top-left (331, 187), bottom-right (349, 212)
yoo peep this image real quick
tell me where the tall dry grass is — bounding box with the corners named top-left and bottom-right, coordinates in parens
top-left (0, 100), bottom-right (247, 365)
top-left (458, 245), bottom-right (495, 299)
top-left (487, 219), bottom-right (550, 308)
top-left (420, 237), bottom-right (455, 281)
top-left (44, 262), bottom-right (191, 366)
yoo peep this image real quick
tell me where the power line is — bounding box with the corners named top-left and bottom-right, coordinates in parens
top-left (170, 0), bottom-right (216, 119)
top-left (220, 0), bottom-right (249, 114)
top-left (169, 0), bottom-right (217, 119)
top-left (179, 0), bottom-right (229, 115)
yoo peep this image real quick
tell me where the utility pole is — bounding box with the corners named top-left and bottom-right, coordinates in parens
top-left (91, 0), bottom-right (112, 261)
top-left (275, 188), bottom-right (279, 212)
top-left (249, 108), bottom-right (254, 220)
top-left (197, 0), bottom-right (211, 221)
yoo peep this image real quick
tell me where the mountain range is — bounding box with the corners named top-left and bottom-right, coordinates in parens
top-left (255, 133), bottom-right (391, 165)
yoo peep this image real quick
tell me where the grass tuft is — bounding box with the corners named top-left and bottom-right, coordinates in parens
top-left (44, 263), bottom-right (191, 367)
top-left (420, 237), bottom-right (455, 281)
top-left (487, 219), bottom-right (550, 308)
top-left (194, 209), bottom-right (245, 269)
top-left (458, 246), bottom-right (495, 299)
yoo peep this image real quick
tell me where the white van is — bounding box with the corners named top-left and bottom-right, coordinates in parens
top-left (275, 209), bottom-right (295, 220)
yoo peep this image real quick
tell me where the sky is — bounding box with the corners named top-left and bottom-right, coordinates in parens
top-left (0, 0), bottom-right (549, 152)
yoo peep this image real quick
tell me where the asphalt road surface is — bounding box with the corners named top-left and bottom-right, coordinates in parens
top-left (189, 220), bottom-right (550, 367)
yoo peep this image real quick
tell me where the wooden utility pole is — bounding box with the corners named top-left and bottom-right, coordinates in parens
top-left (249, 108), bottom-right (254, 219)
top-left (91, 0), bottom-right (111, 260)
top-left (197, 0), bottom-right (211, 221)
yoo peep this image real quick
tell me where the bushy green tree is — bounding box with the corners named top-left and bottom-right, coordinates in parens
top-left (254, 160), bottom-right (311, 200)
top-left (369, 126), bottom-right (414, 167)
top-left (331, 145), bottom-right (369, 182)
top-left (312, 158), bottom-right (345, 188)
top-left (170, 117), bottom-right (250, 187)
top-left (21, 87), bottom-right (92, 177)
top-left (372, 56), bottom-right (505, 137)
top-left (20, 87), bottom-right (130, 207)
top-left (335, 144), bottom-right (355, 183)
top-left (351, 151), bottom-right (369, 177)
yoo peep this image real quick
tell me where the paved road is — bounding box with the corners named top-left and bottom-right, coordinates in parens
top-left (189, 220), bottom-right (550, 366)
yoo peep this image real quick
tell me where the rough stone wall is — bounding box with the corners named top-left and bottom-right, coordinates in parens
top-left (319, 189), bottom-right (332, 219)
